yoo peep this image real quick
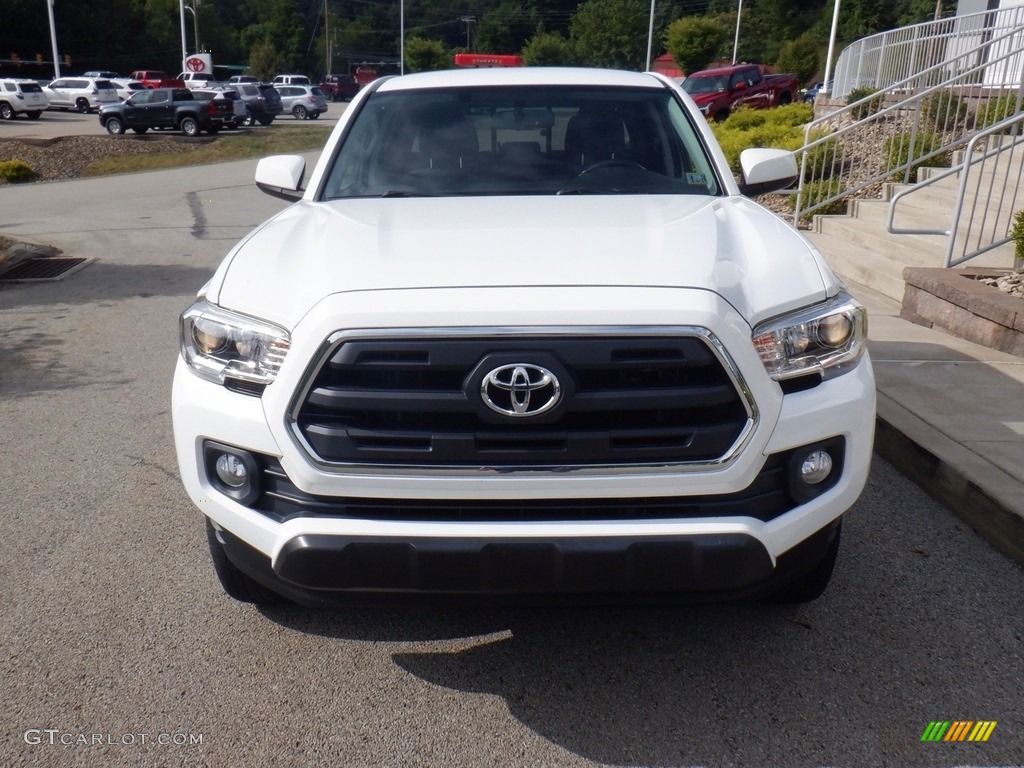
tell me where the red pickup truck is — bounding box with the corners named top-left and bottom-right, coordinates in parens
top-left (681, 64), bottom-right (800, 121)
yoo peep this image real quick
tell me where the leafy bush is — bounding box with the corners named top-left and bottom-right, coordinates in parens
top-left (0, 159), bottom-right (36, 183)
top-left (1012, 210), bottom-right (1024, 269)
top-left (922, 89), bottom-right (968, 131)
top-left (711, 108), bottom-right (806, 172)
top-left (884, 130), bottom-right (950, 181)
top-left (788, 178), bottom-right (847, 222)
top-left (846, 86), bottom-right (883, 120)
top-left (973, 93), bottom-right (1024, 131)
top-left (800, 134), bottom-right (840, 181)
top-left (775, 33), bottom-right (820, 86)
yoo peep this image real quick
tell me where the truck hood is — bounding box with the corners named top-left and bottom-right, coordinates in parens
top-left (211, 195), bottom-right (834, 329)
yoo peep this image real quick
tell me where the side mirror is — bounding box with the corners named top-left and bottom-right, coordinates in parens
top-left (255, 154), bottom-right (306, 201)
top-left (737, 148), bottom-right (798, 196)
top-left (733, 81), bottom-right (747, 91)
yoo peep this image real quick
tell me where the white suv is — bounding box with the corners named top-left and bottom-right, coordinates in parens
top-left (44, 77), bottom-right (118, 113)
top-left (0, 78), bottom-right (48, 119)
top-left (173, 67), bottom-right (875, 608)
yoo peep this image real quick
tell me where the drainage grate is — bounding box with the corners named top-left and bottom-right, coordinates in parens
top-left (0, 257), bottom-right (89, 282)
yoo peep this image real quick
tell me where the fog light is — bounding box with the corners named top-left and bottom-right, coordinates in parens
top-left (800, 449), bottom-right (833, 484)
top-left (215, 453), bottom-right (249, 488)
top-left (203, 441), bottom-right (260, 505)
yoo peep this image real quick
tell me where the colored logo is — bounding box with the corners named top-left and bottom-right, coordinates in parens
top-left (921, 721), bottom-right (997, 742)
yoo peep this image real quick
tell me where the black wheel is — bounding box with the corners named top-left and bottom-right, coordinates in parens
top-left (206, 519), bottom-right (288, 605)
top-left (292, 104), bottom-right (308, 120)
top-left (713, 110), bottom-right (729, 122)
top-left (206, 125), bottom-right (220, 135)
top-left (26, 110), bottom-right (42, 120)
top-left (308, 111), bottom-right (320, 120)
top-left (131, 126), bottom-right (148, 134)
top-left (104, 116), bottom-right (125, 135)
top-left (241, 109), bottom-right (255, 127)
top-left (767, 522), bottom-right (842, 604)
top-left (180, 116), bottom-right (200, 137)
top-left (258, 116), bottom-right (274, 126)
top-left (76, 98), bottom-right (90, 113)
top-left (0, 103), bottom-right (14, 120)
top-left (778, 92), bottom-right (792, 105)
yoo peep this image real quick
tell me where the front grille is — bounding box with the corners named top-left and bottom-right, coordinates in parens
top-left (291, 334), bottom-right (752, 469)
top-left (254, 454), bottom-right (793, 523)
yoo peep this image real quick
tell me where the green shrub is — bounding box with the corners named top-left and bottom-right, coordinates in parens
top-left (846, 86), bottom-right (883, 120)
top-left (973, 93), bottom-right (1023, 131)
top-left (799, 134), bottom-right (840, 181)
top-left (883, 130), bottom-right (950, 182)
top-left (0, 159), bottom-right (36, 183)
top-left (923, 89), bottom-right (968, 130)
top-left (710, 106), bottom-right (810, 172)
top-left (789, 178), bottom-right (847, 221)
top-left (1012, 210), bottom-right (1024, 269)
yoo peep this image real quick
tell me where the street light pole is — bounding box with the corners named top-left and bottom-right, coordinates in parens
top-left (178, 0), bottom-right (187, 64)
top-left (645, 0), bottom-right (655, 71)
top-left (47, 0), bottom-right (61, 79)
top-left (732, 0), bottom-right (743, 64)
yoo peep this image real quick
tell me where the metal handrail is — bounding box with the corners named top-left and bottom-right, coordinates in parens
top-left (886, 113), bottom-right (1024, 266)
top-left (831, 6), bottom-right (1024, 99)
top-left (791, 22), bottom-right (1024, 228)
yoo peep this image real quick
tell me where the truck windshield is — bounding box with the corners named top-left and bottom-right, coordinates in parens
top-left (681, 76), bottom-right (728, 94)
top-left (321, 85), bottom-right (722, 199)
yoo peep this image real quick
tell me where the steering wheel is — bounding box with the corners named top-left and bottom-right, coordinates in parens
top-left (577, 159), bottom-right (647, 177)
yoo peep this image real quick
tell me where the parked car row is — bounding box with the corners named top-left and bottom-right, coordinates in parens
top-left (1, 73), bottom-right (329, 125)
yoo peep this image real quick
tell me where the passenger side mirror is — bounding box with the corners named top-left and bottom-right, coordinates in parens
top-left (256, 155), bottom-right (306, 201)
top-left (737, 148), bottom-right (798, 196)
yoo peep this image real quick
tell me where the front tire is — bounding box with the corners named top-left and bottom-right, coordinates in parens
top-left (76, 98), bottom-right (90, 114)
top-left (104, 116), bottom-right (125, 135)
top-left (258, 116), bottom-right (274, 126)
top-left (241, 109), bottom-right (254, 127)
top-left (0, 103), bottom-right (14, 120)
top-left (292, 104), bottom-right (308, 120)
top-left (206, 519), bottom-right (287, 605)
top-left (308, 111), bottom-right (320, 120)
top-left (180, 116), bottom-right (200, 137)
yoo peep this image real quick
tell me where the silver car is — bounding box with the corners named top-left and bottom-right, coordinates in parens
top-left (275, 84), bottom-right (328, 120)
top-left (44, 77), bottom-right (119, 113)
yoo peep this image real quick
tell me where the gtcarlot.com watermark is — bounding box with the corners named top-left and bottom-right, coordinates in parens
top-left (24, 729), bottom-right (203, 747)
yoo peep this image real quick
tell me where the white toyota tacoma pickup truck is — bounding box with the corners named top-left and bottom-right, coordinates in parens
top-left (172, 67), bottom-right (875, 607)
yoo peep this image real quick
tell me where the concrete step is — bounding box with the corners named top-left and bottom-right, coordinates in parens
top-left (806, 230), bottom-right (910, 301)
top-left (813, 213), bottom-right (950, 266)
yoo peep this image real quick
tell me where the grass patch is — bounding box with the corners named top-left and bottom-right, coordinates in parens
top-left (80, 125), bottom-right (329, 177)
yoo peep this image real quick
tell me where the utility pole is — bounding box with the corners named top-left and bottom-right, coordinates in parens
top-left (325, 0), bottom-right (331, 74)
top-left (460, 16), bottom-right (475, 51)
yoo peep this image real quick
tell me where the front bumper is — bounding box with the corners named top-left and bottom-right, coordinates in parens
top-left (212, 518), bottom-right (841, 607)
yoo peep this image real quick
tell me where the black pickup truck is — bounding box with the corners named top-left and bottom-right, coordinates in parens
top-left (98, 88), bottom-right (235, 136)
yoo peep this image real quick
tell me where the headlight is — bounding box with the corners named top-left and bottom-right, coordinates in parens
top-left (751, 293), bottom-right (867, 381)
top-left (180, 299), bottom-right (291, 386)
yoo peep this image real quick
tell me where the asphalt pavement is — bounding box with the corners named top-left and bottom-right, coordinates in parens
top-left (844, 277), bottom-right (1024, 569)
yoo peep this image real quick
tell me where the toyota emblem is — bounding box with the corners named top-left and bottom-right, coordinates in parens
top-left (480, 364), bottom-right (561, 418)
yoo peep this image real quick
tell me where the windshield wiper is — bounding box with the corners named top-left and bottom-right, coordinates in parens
top-left (381, 190), bottom-right (435, 198)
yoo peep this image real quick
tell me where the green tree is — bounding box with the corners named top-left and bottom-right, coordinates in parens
top-left (247, 38), bottom-right (288, 82)
top-left (664, 16), bottom-right (730, 74)
top-left (776, 33), bottom-right (820, 84)
top-left (476, 1), bottom-right (539, 54)
top-left (569, 0), bottom-right (649, 70)
top-left (405, 37), bottom-right (450, 73)
top-left (522, 31), bottom-right (576, 65)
